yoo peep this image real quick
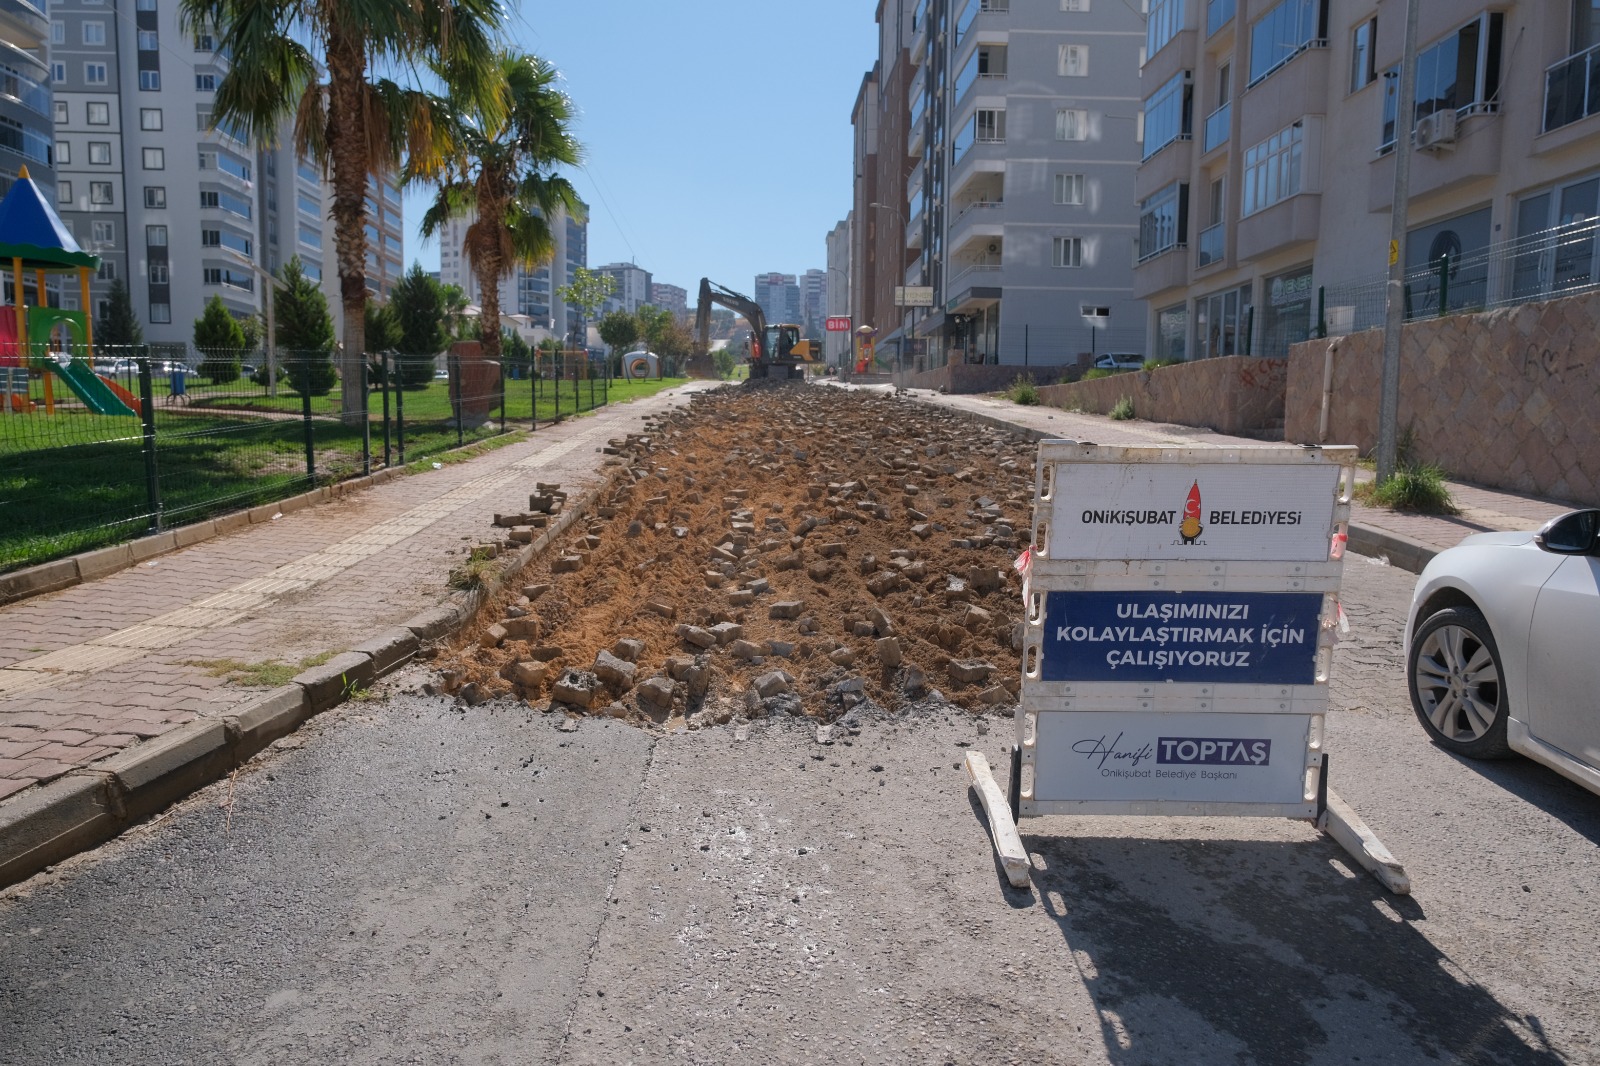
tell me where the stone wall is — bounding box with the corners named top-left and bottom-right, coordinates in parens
top-left (1035, 355), bottom-right (1288, 437)
top-left (901, 363), bottom-right (1061, 394)
top-left (1284, 292), bottom-right (1600, 506)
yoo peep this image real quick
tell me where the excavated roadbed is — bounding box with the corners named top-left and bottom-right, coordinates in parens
top-left (433, 381), bottom-right (1039, 726)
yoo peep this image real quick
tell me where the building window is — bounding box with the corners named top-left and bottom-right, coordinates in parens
top-left (1143, 71), bottom-right (1192, 159)
top-left (1156, 304), bottom-right (1188, 361)
top-left (92, 221), bottom-right (114, 243)
top-left (140, 108), bottom-right (162, 131)
top-left (88, 141), bottom-right (111, 164)
top-left (1147, 0), bottom-right (1184, 58)
top-left (97, 261), bottom-right (116, 281)
top-left (146, 225), bottom-right (168, 246)
top-left (1350, 17), bottom-right (1376, 91)
top-left (145, 186), bottom-right (166, 208)
top-left (55, 141), bottom-right (70, 165)
top-left (53, 101), bottom-right (67, 124)
top-left (1242, 121), bottom-right (1303, 216)
top-left (149, 303), bottom-right (171, 324)
top-left (1055, 108), bottom-right (1088, 140)
top-left (87, 101), bottom-right (109, 125)
top-left (1054, 173), bottom-right (1085, 204)
top-left (57, 181), bottom-right (71, 205)
top-left (142, 147), bottom-right (164, 169)
top-left (976, 108), bottom-right (1005, 141)
top-left (140, 70), bottom-right (161, 91)
top-left (83, 21), bottom-right (107, 45)
top-left (1059, 44), bottom-right (1089, 76)
top-left (1062, 0), bottom-right (1090, 9)
top-left (195, 73), bottom-right (217, 92)
top-left (1053, 236), bottom-right (1084, 267)
top-left (297, 191), bottom-right (320, 217)
top-left (1382, 13), bottom-right (1504, 147)
top-left (1248, 0), bottom-right (1325, 86)
top-left (51, 61), bottom-right (66, 83)
top-left (85, 63), bottom-right (108, 85)
top-left (201, 190), bottom-right (219, 208)
top-left (90, 181), bottom-right (113, 204)
top-left (1510, 177), bottom-right (1600, 299)
top-left (50, 20), bottom-right (64, 44)
top-left (136, 0), bottom-right (156, 9)
top-left (1139, 183), bottom-right (1189, 261)
top-left (137, 29), bottom-right (159, 50)
top-left (148, 263), bottom-right (168, 284)
top-left (194, 32), bottom-right (216, 51)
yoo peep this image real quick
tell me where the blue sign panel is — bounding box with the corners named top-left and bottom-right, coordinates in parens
top-left (1040, 590), bottom-right (1324, 685)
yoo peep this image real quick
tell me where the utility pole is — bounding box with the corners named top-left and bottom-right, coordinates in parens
top-left (1376, 0), bottom-right (1420, 483)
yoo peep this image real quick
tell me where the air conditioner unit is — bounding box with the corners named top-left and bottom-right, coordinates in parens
top-left (1415, 109), bottom-right (1458, 151)
top-left (987, 242), bottom-right (1000, 254)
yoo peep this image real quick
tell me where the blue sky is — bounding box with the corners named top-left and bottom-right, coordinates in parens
top-left (402, 0), bottom-right (880, 296)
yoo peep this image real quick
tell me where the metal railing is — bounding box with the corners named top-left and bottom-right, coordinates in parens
top-left (0, 343), bottom-right (619, 573)
top-left (1543, 41), bottom-right (1600, 133)
top-left (1317, 217), bottom-right (1600, 339)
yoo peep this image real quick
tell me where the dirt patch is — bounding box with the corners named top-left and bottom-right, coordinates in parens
top-left (435, 382), bottom-right (1039, 726)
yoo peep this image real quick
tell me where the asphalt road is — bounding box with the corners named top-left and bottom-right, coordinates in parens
top-left (2, 559), bottom-right (1597, 1065)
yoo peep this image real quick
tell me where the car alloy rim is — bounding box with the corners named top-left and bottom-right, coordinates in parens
top-left (1414, 624), bottom-right (1501, 740)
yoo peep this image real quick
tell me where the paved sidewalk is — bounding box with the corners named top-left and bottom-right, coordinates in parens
top-left (878, 385), bottom-right (1574, 564)
top-left (0, 386), bottom-right (706, 805)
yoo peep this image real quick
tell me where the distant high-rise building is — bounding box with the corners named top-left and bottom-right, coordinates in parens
top-left (649, 281), bottom-right (688, 317)
top-left (595, 261), bottom-right (652, 316)
top-left (0, 0), bottom-right (51, 198)
top-left (825, 218), bottom-right (851, 367)
top-left (799, 269), bottom-right (827, 334)
top-left (753, 272), bottom-right (801, 325)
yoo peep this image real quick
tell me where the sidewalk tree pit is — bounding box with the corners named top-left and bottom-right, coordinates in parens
top-left (432, 383), bottom-right (1040, 725)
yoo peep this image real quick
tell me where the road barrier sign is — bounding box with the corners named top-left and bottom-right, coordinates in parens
top-left (965, 441), bottom-right (1411, 893)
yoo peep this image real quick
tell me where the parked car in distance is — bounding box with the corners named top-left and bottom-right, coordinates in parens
top-left (1405, 508), bottom-right (1600, 795)
top-left (1093, 353), bottom-right (1145, 371)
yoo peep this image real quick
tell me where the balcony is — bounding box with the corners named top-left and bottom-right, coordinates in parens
top-left (1543, 42), bottom-right (1600, 133)
top-left (909, 5), bottom-right (928, 64)
top-left (0, 0), bottom-right (48, 44)
top-left (950, 202), bottom-right (1003, 259)
top-left (1368, 109), bottom-right (1503, 212)
top-left (1196, 222), bottom-right (1225, 268)
top-left (1205, 0), bottom-right (1233, 38)
top-left (1236, 192), bottom-right (1320, 262)
top-left (1132, 243), bottom-right (1190, 300)
top-left (1202, 101), bottom-right (1230, 154)
top-left (908, 117), bottom-right (926, 156)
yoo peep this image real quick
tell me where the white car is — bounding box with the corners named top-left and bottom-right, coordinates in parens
top-left (1093, 353), bottom-right (1145, 371)
top-left (1405, 508), bottom-right (1600, 795)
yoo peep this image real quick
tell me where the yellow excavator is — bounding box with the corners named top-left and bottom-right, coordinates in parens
top-left (694, 278), bottom-right (820, 379)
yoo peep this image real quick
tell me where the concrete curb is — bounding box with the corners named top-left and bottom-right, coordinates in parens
top-left (0, 461), bottom-right (620, 890)
top-left (0, 468), bottom-right (409, 608)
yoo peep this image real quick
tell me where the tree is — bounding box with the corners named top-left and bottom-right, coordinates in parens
top-left (597, 309), bottom-right (639, 372)
top-left (193, 294), bottom-right (246, 383)
top-left (273, 256), bottom-right (338, 396)
top-left (364, 299), bottom-right (401, 352)
top-left (439, 283), bottom-right (472, 339)
top-left (390, 262), bottom-right (448, 388)
top-left (415, 51), bottom-right (583, 369)
top-left (96, 278), bottom-right (143, 351)
top-left (558, 266), bottom-right (613, 350)
top-left (180, 0), bottom-right (503, 423)
top-left (501, 326), bottom-right (531, 379)
top-left (711, 346), bottom-right (736, 380)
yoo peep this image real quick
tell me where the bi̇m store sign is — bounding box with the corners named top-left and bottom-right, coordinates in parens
top-left (1018, 443), bottom-right (1356, 820)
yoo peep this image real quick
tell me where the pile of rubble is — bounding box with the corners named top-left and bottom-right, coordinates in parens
top-left (435, 384), bottom-right (1039, 726)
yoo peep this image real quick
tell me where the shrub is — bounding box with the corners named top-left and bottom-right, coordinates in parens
top-left (1082, 367), bottom-right (1115, 380)
top-left (1358, 464), bottom-right (1457, 514)
top-left (1109, 395), bottom-right (1135, 420)
top-left (1006, 376), bottom-right (1040, 405)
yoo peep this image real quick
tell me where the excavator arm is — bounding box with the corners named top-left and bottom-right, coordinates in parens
top-left (696, 278), bottom-right (767, 375)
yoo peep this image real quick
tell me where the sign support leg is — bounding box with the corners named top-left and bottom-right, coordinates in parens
top-left (966, 751), bottom-right (1032, 889)
top-left (1319, 788), bottom-right (1411, 895)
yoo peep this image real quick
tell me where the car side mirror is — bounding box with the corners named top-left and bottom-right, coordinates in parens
top-left (1534, 509), bottom-right (1600, 555)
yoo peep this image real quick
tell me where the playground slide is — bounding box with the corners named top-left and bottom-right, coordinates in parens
top-left (100, 375), bottom-right (139, 410)
top-left (47, 359), bottom-right (138, 416)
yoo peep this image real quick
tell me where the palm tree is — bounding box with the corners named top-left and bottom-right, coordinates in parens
top-left (177, 0), bottom-right (503, 423)
top-left (414, 51), bottom-right (583, 368)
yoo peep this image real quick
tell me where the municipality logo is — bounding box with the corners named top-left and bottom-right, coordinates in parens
top-left (1177, 480), bottom-right (1205, 545)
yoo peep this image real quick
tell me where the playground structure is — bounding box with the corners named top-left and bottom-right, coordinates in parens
top-left (0, 165), bottom-right (138, 417)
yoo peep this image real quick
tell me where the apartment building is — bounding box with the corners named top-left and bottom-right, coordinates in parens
top-left (0, 0), bottom-right (52, 198)
top-left (799, 268), bottom-right (828, 334)
top-left (1132, 0), bottom-right (1600, 362)
top-left (594, 260), bottom-right (651, 318)
top-left (753, 271), bottom-right (801, 326)
top-left (436, 201), bottom-right (587, 341)
top-left (825, 216), bottom-right (852, 366)
top-left (649, 281), bottom-right (688, 317)
top-left (883, 0), bottom-right (1147, 369)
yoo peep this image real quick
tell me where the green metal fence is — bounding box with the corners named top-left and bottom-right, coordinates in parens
top-left (0, 344), bottom-right (611, 573)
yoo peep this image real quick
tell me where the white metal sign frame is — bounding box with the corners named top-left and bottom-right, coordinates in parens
top-left (1015, 442), bottom-right (1356, 822)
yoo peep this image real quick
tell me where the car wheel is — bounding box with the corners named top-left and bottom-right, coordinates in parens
top-left (1408, 606), bottom-right (1512, 759)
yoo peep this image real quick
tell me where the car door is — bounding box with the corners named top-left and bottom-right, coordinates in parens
top-left (1526, 529), bottom-right (1600, 767)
